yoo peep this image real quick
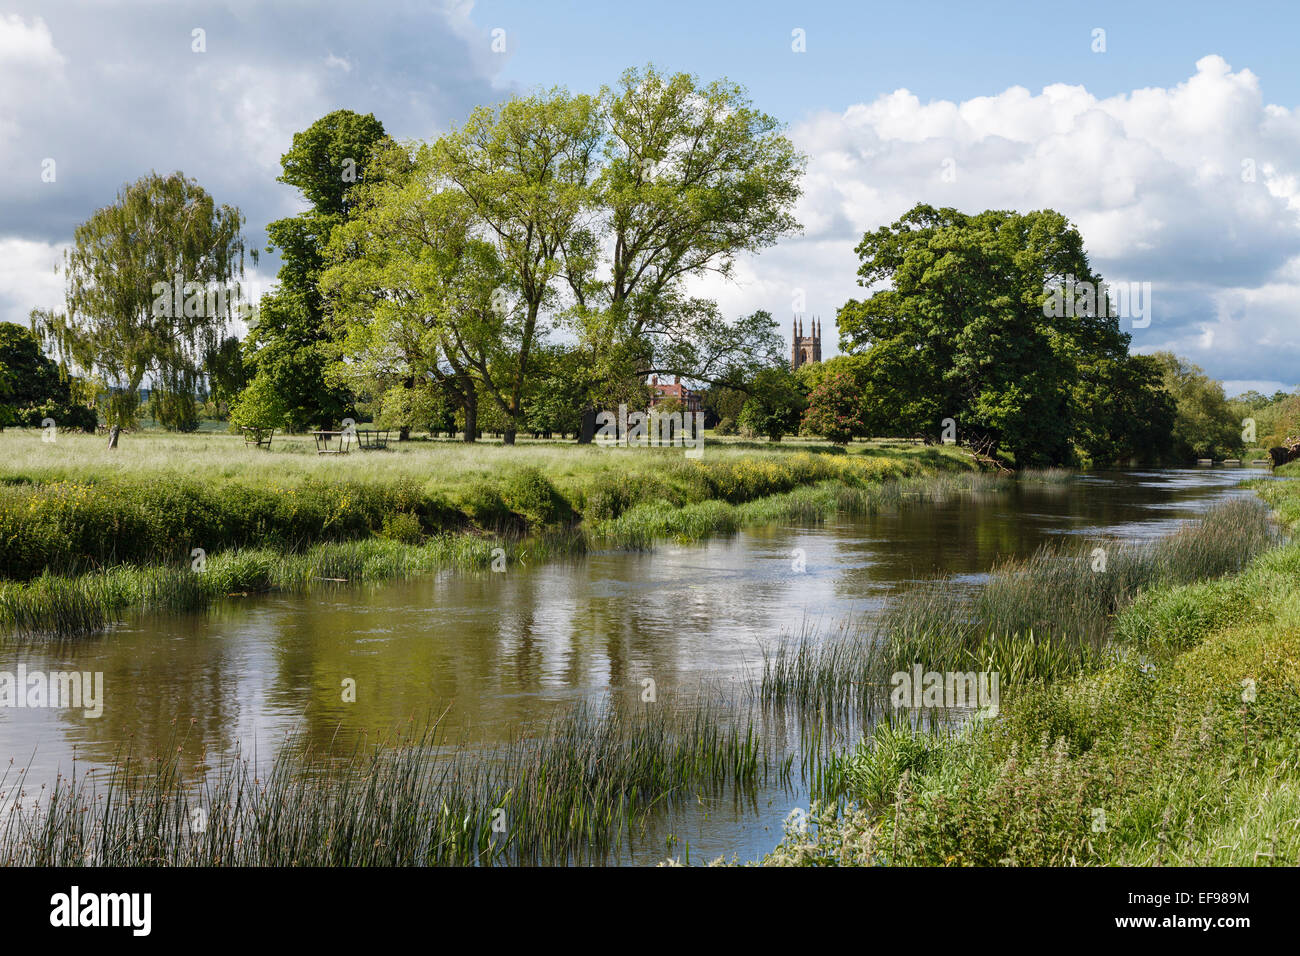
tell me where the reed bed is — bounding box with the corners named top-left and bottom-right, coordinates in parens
top-left (0, 697), bottom-right (780, 867)
top-left (596, 471), bottom-right (1008, 548)
top-left (760, 496), bottom-right (1281, 719)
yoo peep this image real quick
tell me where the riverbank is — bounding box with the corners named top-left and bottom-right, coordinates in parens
top-left (0, 430), bottom-right (981, 638)
top-left (762, 479), bottom-right (1300, 866)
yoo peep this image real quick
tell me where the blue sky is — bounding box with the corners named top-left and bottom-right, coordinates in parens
top-left (3, 0), bottom-right (1299, 394)
top-left (475, 0), bottom-right (1300, 120)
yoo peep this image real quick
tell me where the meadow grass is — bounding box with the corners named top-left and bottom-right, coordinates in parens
top-left (0, 696), bottom-right (779, 866)
top-left (0, 429), bottom-right (984, 639)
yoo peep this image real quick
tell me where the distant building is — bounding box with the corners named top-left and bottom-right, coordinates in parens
top-left (648, 375), bottom-right (702, 413)
top-left (791, 316), bottom-right (822, 371)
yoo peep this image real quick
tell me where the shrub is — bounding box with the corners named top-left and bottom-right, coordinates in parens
top-left (501, 467), bottom-right (572, 528)
top-left (379, 512), bottom-right (423, 544)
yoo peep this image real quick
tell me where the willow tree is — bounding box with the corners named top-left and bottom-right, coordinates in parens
top-left (41, 171), bottom-right (247, 445)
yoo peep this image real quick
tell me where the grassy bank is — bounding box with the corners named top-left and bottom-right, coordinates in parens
top-left (761, 495), bottom-right (1278, 720)
top-left (0, 430), bottom-right (980, 638)
top-left (761, 483), bottom-right (1300, 866)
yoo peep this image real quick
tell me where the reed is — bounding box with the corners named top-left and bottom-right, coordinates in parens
top-left (0, 532), bottom-right (585, 640)
top-left (0, 697), bottom-right (779, 866)
top-left (760, 496), bottom-right (1280, 717)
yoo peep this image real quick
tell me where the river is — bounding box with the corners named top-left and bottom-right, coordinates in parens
top-left (0, 466), bottom-right (1268, 863)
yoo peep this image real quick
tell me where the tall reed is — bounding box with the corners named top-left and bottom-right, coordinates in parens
top-left (760, 496), bottom-right (1280, 718)
top-left (0, 697), bottom-right (780, 867)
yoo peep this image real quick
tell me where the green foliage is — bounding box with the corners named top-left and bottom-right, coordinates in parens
top-left (244, 110), bottom-right (392, 431)
top-left (500, 467), bottom-right (574, 527)
top-left (323, 70), bottom-right (803, 442)
top-left (801, 362), bottom-right (866, 443)
top-left (1149, 351), bottom-right (1243, 460)
top-left (0, 476), bottom-right (461, 579)
top-left (379, 511), bottom-right (424, 544)
top-left (737, 366), bottom-right (805, 441)
top-left (38, 172), bottom-right (247, 431)
top-left (837, 204), bottom-right (1160, 466)
top-left (0, 322), bottom-right (97, 432)
top-left (146, 388), bottom-right (199, 432)
top-left (228, 373), bottom-right (288, 431)
top-left (1072, 352), bottom-right (1176, 464)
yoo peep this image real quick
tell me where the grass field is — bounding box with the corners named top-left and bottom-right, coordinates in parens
top-left (0, 429), bottom-right (980, 637)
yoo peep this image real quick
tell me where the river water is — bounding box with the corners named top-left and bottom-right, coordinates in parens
top-left (0, 467), bottom-right (1268, 863)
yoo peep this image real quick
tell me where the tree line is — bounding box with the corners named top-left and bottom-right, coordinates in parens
top-left (3, 66), bottom-right (1288, 465)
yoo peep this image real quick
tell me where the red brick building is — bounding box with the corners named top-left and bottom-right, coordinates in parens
top-left (648, 375), bottom-right (702, 413)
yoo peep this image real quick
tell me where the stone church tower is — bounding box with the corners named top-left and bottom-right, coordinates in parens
top-left (791, 316), bottom-right (822, 371)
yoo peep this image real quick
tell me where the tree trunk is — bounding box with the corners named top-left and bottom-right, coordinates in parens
top-left (578, 407), bottom-right (597, 444)
top-left (463, 395), bottom-right (477, 443)
top-left (399, 425), bottom-right (411, 442)
top-left (106, 424), bottom-right (120, 450)
top-left (503, 427), bottom-right (516, 446)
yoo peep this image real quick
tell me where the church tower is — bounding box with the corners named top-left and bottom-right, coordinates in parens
top-left (791, 316), bottom-right (822, 371)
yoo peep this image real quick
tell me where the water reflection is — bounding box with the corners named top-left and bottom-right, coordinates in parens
top-left (0, 467), bottom-right (1267, 861)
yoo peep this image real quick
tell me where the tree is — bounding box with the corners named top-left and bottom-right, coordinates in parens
top-left (434, 90), bottom-right (602, 444)
top-left (838, 204), bottom-right (1139, 466)
top-left (243, 110), bottom-right (392, 431)
top-left (738, 367), bottom-right (805, 441)
top-left (323, 70), bottom-right (801, 442)
top-left (39, 171), bottom-right (247, 445)
top-left (1148, 352), bottom-right (1242, 460)
top-left (566, 67), bottom-right (805, 428)
top-left (802, 363), bottom-right (868, 444)
top-left (1072, 353), bottom-right (1175, 464)
top-left (323, 141), bottom-right (513, 443)
top-left (228, 374), bottom-right (288, 432)
top-left (0, 321), bottom-right (97, 432)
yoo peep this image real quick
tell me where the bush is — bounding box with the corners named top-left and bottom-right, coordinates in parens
top-left (229, 375), bottom-right (288, 431)
top-left (379, 512), bottom-right (423, 544)
top-left (501, 467), bottom-right (573, 528)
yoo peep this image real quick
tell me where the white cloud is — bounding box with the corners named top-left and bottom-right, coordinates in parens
top-left (689, 55), bottom-right (1300, 384)
top-left (0, 0), bottom-right (509, 320)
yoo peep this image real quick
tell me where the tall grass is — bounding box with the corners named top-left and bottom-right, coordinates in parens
top-left (761, 497), bottom-right (1281, 718)
top-left (0, 697), bottom-right (779, 866)
top-left (0, 435), bottom-right (975, 580)
top-left (597, 472), bottom-right (1007, 547)
top-left (0, 447), bottom-right (990, 639)
top-left (0, 532), bottom-right (584, 639)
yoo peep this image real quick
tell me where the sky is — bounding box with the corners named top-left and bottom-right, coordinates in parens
top-left (2, 0), bottom-right (1299, 395)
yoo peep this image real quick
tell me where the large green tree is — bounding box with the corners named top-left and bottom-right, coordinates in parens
top-left (739, 366), bottom-right (806, 441)
top-left (1148, 352), bottom-right (1242, 460)
top-left (0, 321), bottom-right (97, 431)
top-left (838, 204), bottom-right (1151, 466)
top-left (434, 90), bottom-right (602, 444)
top-left (323, 141), bottom-right (516, 443)
top-left (244, 110), bottom-right (392, 431)
top-left (565, 66), bottom-right (805, 430)
top-left (39, 171), bottom-right (247, 445)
